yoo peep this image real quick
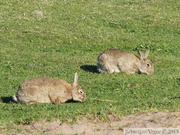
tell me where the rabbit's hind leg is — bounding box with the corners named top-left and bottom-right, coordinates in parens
top-left (113, 66), bottom-right (120, 73)
top-left (107, 64), bottom-right (120, 73)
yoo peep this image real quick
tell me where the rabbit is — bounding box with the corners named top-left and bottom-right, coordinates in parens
top-left (12, 73), bottom-right (86, 104)
top-left (97, 48), bottom-right (154, 75)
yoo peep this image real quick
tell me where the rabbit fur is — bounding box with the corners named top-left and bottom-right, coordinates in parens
top-left (97, 48), bottom-right (154, 74)
top-left (12, 73), bottom-right (86, 104)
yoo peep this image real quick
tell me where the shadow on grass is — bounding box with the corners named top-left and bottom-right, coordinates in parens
top-left (170, 96), bottom-right (180, 100)
top-left (1, 96), bottom-right (15, 103)
top-left (65, 99), bottom-right (83, 104)
top-left (1, 97), bottom-right (84, 104)
top-left (80, 65), bottom-right (99, 73)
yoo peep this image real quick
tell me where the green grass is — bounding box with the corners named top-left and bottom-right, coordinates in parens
top-left (0, 0), bottom-right (180, 128)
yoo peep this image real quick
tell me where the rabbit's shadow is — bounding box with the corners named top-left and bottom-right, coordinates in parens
top-left (80, 65), bottom-right (99, 73)
top-left (1, 97), bottom-right (83, 104)
top-left (1, 96), bottom-right (15, 103)
top-left (65, 99), bottom-right (82, 104)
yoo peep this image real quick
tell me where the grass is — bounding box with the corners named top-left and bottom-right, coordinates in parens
top-left (0, 0), bottom-right (180, 129)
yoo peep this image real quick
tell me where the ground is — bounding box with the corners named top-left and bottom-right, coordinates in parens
top-left (3, 111), bottom-right (180, 135)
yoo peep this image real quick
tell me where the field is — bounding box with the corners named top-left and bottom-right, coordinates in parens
top-left (0, 0), bottom-right (180, 134)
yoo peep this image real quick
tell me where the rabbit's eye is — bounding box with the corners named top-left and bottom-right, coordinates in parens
top-left (147, 63), bottom-right (150, 67)
top-left (78, 90), bottom-right (83, 94)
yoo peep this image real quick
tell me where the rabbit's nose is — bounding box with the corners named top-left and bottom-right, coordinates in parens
top-left (82, 95), bottom-right (86, 102)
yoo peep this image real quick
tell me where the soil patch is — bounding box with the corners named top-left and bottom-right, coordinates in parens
top-left (3, 111), bottom-right (180, 135)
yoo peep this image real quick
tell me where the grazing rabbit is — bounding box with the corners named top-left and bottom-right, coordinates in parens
top-left (97, 48), bottom-right (154, 74)
top-left (12, 73), bottom-right (86, 104)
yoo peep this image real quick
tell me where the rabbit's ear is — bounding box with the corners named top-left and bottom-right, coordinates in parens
top-left (73, 72), bottom-right (78, 86)
top-left (144, 48), bottom-right (150, 59)
top-left (137, 48), bottom-right (144, 60)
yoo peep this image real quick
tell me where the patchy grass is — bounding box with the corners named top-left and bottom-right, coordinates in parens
top-left (0, 0), bottom-right (180, 130)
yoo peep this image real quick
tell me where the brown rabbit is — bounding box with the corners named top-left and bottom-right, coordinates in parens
top-left (12, 73), bottom-right (86, 104)
top-left (97, 48), bottom-right (154, 74)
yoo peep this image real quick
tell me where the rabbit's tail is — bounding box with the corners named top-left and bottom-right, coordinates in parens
top-left (12, 95), bottom-right (18, 102)
top-left (98, 53), bottom-right (108, 61)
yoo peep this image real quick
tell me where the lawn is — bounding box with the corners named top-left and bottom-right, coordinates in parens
top-left (0, 0), bottom-right (180, 129)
